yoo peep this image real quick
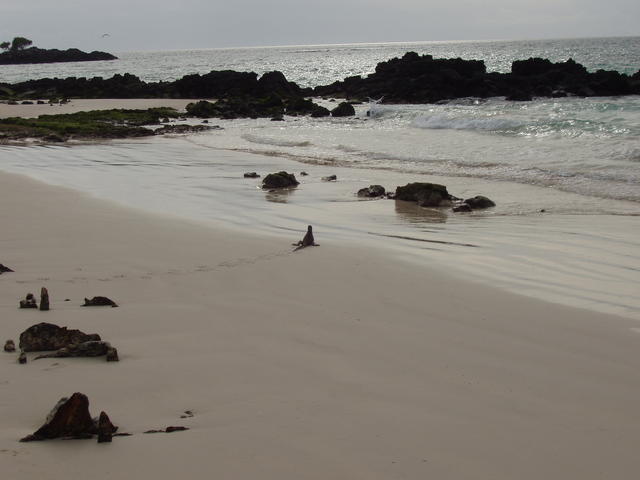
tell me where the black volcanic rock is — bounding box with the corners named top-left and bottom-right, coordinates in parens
top-left (0, 47), bottom-right (116, 65)
top-left (19, 323), bottom-right (101, 352)
top-left (395, 182), bottom-right (453, 207)
top-left (83, 296), bottom-right (118, 307)
top-left (1, 52), bottom-right (637, 108)
top-left (331, 102), bottom-right (355, 117)
top-left (357, 185), bottom-right (386, 198)
top-left (19, 393), bottom-right (109, 442)
top-left (262, 171), bottom-right (299, 189)
top-left (313, 52), bottom-right (640, 102)
top-left (461, 195), bottom-right (496, 210)
top-left (0, 263), bottom-right (14, 273)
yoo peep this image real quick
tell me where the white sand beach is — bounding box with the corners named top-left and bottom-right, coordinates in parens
top-left (0, 99), bottom-right (198, 119)
top-left (2, 168), bottom-right (640, 479)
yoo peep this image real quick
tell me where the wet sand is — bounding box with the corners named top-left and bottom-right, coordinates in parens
top-left (1, 170), bottom-right (640, 479)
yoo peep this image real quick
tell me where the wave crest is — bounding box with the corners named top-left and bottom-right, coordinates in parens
top-left (412, 114), bottom-right (523, 131)
top-left (241, 133), bottom-right (312, 148)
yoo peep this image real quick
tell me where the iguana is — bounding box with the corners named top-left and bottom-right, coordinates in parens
top-left (293, 225), bottom-right (319, 251)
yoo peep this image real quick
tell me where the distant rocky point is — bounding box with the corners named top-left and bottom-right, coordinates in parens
top-left (0, 47), bottom-right (116, 65)
top-left (0, 37), bottom-right (116, 65)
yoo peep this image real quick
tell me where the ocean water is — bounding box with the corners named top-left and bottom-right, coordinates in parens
top-left (1, 37), bottom-right (639, 320)
top-left (1, 37), bottom-right (639, 85)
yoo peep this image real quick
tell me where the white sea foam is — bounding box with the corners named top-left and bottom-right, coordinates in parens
top-left (411, 114), bottom-right (523, 131)
top-left (241, 133), bottom-right (312, 148)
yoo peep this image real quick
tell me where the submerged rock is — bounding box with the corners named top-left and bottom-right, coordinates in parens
top-left (262, 171), bottom-right (299, 189)
top-left (244, 172), bottom-right (260, 178)
top-left (322, 175), bottom-right (337, 182)
top-left (452, 204), bottom-right (473, 213)
top-left (18, 352), bottom-right (27, 364)
top-left (462, 195), bottom-right (496, 209)
top-left (357, 185), bottom-right (386, 198)
top-left (4, 340), bottom-right (16, 352)
top-left (19, 323), bottom-right (101, 352)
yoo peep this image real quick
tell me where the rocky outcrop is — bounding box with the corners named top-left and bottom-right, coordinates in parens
top-left (20, 393), bottom-right (98, 442)
top-left (83, 296), bottom-right (118, 308)
top-left (285, 97), bottom-right (330, 117)
top-left (2, 53), bottom-right (638, 106)
top-left (331, 102), bottom-right (356, 117)
top-left (395, 182), bottom-right (453, 207)
top-left (0, 47), bottom-right (117, 65)
top-left (186, 96), bottom-right (285, 119)
top-left (19, 323), bottom-right (101, 352)
top-left (262, 171), bottom-right (299, 189)
top-left (313, 52), bottom-right (640, 102)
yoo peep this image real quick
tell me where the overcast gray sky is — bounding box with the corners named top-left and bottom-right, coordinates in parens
top-left (1, 0), bottom-right (638, 52)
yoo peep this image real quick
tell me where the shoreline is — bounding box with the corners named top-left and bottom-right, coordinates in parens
top-left (1, 129), bottom-right (639, 320)
top-left (2, 169), bottom-right (640, 479)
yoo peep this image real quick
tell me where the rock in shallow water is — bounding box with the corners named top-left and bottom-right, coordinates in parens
top-left (357, 185), bottom-right (386, 198)
top-left (395, 182), bottom-right (452, 207)
top-left (262, 171), bottom-right (299, 189)
top-left (463, 195), bottom-right (496, 209)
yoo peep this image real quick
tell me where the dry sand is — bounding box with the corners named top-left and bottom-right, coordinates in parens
top-left (0, 99), bottom-right (200, 119)
top-left (1, 170), bottom-right (640, 479)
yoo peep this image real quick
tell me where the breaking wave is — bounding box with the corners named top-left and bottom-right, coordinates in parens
top-left (241, 133), bottom-right (312, 148)
top-left (411, 114), bottom-right (523, 132)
